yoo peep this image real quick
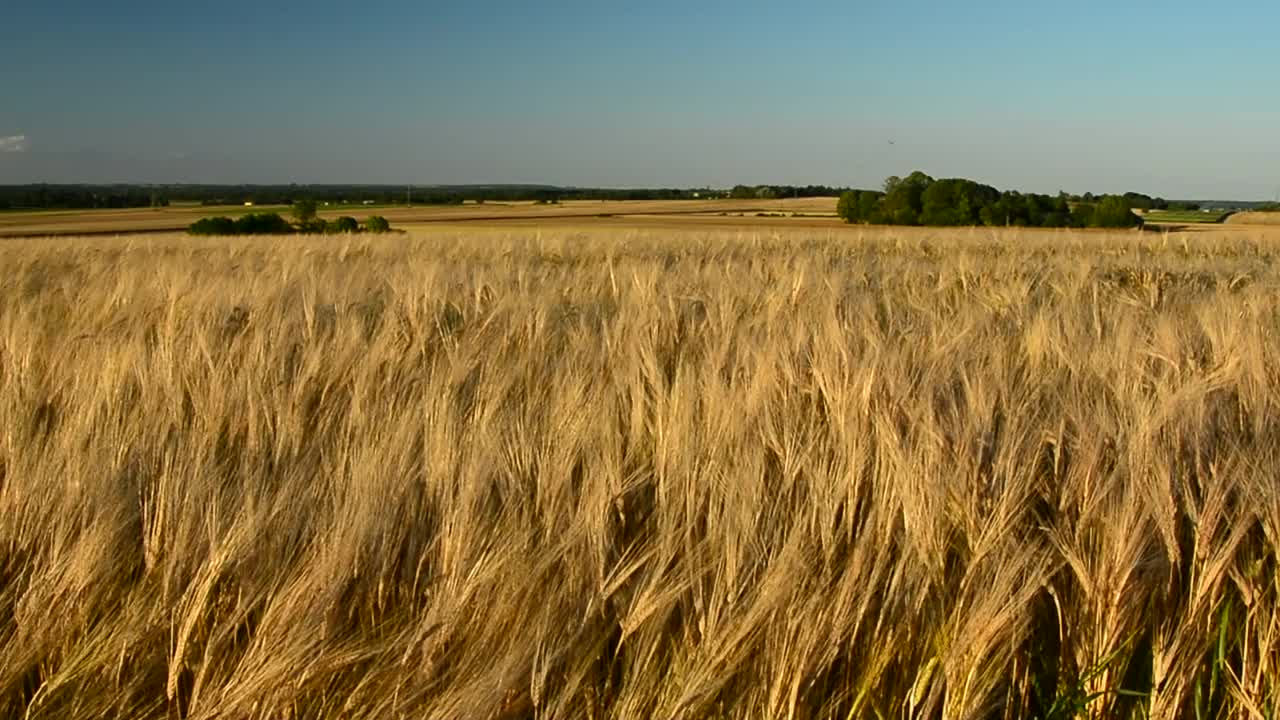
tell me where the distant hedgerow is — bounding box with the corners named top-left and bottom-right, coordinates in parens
top-left (363, 216), bottom-right (391, 233)
top-left (187, 212), bottom-right (393, 236)
top-left (187, 216), bottom-right (238, 236)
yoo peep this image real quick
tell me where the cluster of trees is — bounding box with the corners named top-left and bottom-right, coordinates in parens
top-left (189, 213), bottom-right (292, 236)
top-left (838, 172), bottom-right (1143, 229)
top-left (188, 201), bottom-right (392, 236)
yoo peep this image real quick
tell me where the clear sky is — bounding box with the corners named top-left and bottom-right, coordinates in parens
top-left (2, 0), bottom-right (1278, 198)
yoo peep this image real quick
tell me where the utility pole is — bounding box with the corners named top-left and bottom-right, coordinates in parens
top-left (407, 185), bottom-right (412, 207)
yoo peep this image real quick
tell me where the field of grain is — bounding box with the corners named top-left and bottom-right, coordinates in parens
top-left (4, 227), bottom-right (1280, 719)
top-left (1227, 211), bottom-right (1280, 226)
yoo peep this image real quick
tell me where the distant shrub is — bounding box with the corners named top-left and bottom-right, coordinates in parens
top-left (233, 213), bottom-right (293, 235)
top-left (188, 216), bottom-right (238, 236)
top-left (295, 219), bottom-right (328, 234)
top-left (331, 216), bottom-right (360, 233)
top-left (364, 216), bottom-right (391, 233)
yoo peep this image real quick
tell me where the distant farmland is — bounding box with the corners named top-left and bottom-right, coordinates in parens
top-left (0, 198), bottom-right (841, 238)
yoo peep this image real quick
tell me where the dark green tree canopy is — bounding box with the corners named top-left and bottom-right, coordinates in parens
top-left (235, 213), bottom-right (293, 235)
top-left (187, 212), bottom-right (394, 236)
top-left (1091, 196), bottom-right (1144, 229)
top-left (838, 172), bottom-right (1144, 230)
top-left (331, 216), bottom-right (359, 233)
top-left (188, 216), bottom-right (237, 236)
top-left (920, 179), bottom-right (1000, 226)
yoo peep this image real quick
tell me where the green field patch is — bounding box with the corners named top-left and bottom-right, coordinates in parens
top-left (1144, 210), bottom-right (1233, 224)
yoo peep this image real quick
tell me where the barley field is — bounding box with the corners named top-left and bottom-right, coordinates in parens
top-left (3, 227), bottom-right (1280, 719)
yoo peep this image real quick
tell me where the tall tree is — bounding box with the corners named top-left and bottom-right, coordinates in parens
top-left (292, 199), bottom-right (318, 224)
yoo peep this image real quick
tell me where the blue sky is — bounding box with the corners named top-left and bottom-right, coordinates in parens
top-left (2, 0), bottom-right (1278, 198)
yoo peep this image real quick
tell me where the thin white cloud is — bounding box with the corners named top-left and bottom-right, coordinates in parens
top-left (0, 135), bottom-right (28, 153)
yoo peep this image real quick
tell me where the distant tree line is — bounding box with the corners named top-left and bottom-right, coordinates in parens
top-left (0, 182), bottom-right (1237, 213)
top-left (838, 172), bottom-right (1144, 229)
top-left (0, 184), bottom-right (736, 209)
top-left (188, 200), bottom-right (393, 236)
top-left (190, 186), bottom-right (722, 206)
top-left (1, 183), bottom-right (867, 210)
top-left (728, 185), bottom-right (847, 199)
top-left (1118, 194), bottom-right (1198, 211)
top-left (0, 186), bottom-right (169, 210)
top-left (187, 184), bottom-right (844, 206)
